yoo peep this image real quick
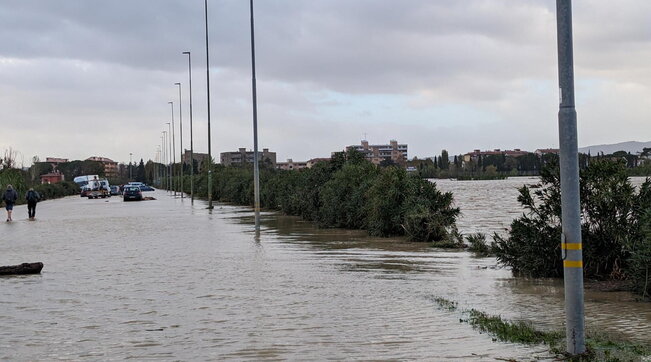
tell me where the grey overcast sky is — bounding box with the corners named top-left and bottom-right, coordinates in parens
top-left (1, 0), bottom-right (650, 165)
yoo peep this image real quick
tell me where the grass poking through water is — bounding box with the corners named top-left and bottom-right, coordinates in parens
top-left (466, 309), bottom-right (563, 345)
top-left (432, 296), bottom-right (651, 361)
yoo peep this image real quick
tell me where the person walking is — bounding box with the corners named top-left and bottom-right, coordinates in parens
top-left (25, 187), bottom-right (41, 220)
top-left (2, 185), bottom-right (18, 222)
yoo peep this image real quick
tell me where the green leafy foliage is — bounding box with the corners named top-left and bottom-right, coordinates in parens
top-left (180, 150), bottom-right (460, 243)
top-left (628, 205), bottom-right (651, 298)
top-left (1, 168), bottom-right (79, 204)
top-left (433, 296), bottom-right (650, 360)
top-left (494, 159), bottom-right (651, 292)
top-left (466, 233), bottom-right (493, 256)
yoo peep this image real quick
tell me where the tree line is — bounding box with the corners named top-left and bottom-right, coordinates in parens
top-left (166, 149), bottom-right (461, 243)
top-left (407, 148), bottom-right (651, 179)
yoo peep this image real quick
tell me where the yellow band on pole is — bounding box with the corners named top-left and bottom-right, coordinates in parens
top-left (562, 243), bottom-right (582, 250)
top-left (563, 260), bottom-right (583, 268)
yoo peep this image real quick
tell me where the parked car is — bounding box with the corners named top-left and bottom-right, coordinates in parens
top-left (139, 185), bottom-right (155, 191)
top-left (123, 185), bottom-right (143, 201)
top-left (110, 186), bottom-right (121, 195)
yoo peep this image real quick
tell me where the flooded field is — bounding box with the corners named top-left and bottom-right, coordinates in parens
top-left (0, 179), bottom-right (649, 360)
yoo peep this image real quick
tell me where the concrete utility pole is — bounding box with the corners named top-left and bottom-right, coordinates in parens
top-left (204, 0), bottom-right (214, 209)
top-left (168, 101), bottom-right (177, 197)
top-left (556, 0), bottom-right (585, 355)
top-left (250, 0), bottom-right (261, 230)
top-left (175, 82), bottom-right (184, 199)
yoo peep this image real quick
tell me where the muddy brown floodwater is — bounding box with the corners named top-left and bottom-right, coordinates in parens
top-left (0, 178), bottom-right (649, 360)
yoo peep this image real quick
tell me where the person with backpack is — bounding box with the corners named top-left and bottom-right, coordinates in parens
top-left (2, 185), bottom-right (18, 222)
top-left (25, 188), bottom-right (41, 220)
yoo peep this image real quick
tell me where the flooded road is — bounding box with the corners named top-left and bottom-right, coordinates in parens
top-left (1, 180), bottom-right (649, 360)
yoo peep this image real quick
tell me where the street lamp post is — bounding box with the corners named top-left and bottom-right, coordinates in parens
top-left (556, 0), bottom-right (585, 355)
top-left (175, 82), bottom-right (184, 199)
top-left (160, 137), bottom-right (165, 188)
top-left (249, 0), bottom-right (261, 230)
top-left (168, 101), bottom-right (177, 197)
top-left (204, 0), bottom-right (214, 209)
top-left (157, 145), bottom-right (161, 187)
top-left (129, 152), bottom-right (133, 180)
top-left (182, 51), bottom-right (195, 202)
top-left (166, 123), bottom-right (173, 194)
top-left (162, 130), bottom-right (168, 191)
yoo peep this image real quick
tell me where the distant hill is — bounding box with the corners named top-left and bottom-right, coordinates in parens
top-left (579, 141), bottom-right (651, 155)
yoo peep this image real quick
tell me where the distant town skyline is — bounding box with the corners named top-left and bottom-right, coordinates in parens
top-left (2, 1), bottom-right (650, 165)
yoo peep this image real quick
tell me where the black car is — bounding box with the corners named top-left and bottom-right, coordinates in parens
top-left (123, 186), bottom-right (143, 201)
top-left (110, 186), bottom-right (121, 195)
top-left (139, 185), bottom-right (155, 191)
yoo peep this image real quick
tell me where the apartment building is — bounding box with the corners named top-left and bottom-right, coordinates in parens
top-left (345, 140), bottom-right (408, 165)
top-left (86, 156), bottom-right (119, 178)
top-left (276, 159), bottom-right (308, 171)
top-left (220, 148), bottom-right (277, 167)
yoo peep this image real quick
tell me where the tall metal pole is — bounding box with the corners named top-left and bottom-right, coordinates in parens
top-left (166, 123), bottom-right (173, 194)
top-left (168, 101), bottom-right (177, 197)
top-left (183, 51), bottom-right (195, 202)
top-left (250, 0), bottom-right (261, 230)
top-left (556, 0), bottom-right (585, 355)
top-left (129, 152), bottom-right (133, 180)
top-left (204, 0), bottom-right (214, 209)
top-left (175, 82), bottom-right (184, 199)
top-left (157, 145), bottom-right (161, 187)
top-left (162, 131), bottom-right (168, 190)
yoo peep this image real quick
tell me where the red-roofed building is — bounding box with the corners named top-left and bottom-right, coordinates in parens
top-left (534, 148), bottom-right (560, 156)
top-left (41, 171), bottom-right (64, 184)
top-left (307, 158), bottom-right (331, 168)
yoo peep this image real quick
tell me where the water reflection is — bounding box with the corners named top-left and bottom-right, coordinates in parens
top-left (0, 182), bottom-right (649, 361)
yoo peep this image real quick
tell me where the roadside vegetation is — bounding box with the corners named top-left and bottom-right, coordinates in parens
top-left (466, 233), bottom-right (493, 257)
top-left (492, 159), bottom-right (651, 298)
top-left (177, 149), bottom-right (461, 243)
top-left (432, 296), bottom-right (651, 361)
top-left (0, 168), bottom-right (79, 204)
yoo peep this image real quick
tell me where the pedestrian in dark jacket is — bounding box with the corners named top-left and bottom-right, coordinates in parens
top-left (25, 188), bottom-right (41, 220)
top-left (2, 185), bottom-right (18, 222)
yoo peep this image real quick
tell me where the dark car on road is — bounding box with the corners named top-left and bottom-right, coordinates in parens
top-left (110, 186), bottom-right (121, 195)
top-left (123, 185), bottom-right (143, 201)
top-left (139, 185), bottom-right (155, 192)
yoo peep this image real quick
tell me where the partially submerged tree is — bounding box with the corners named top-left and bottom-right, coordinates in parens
top-left (494, 159), bottom-right (651, 293)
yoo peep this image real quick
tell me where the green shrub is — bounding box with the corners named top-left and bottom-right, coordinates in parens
top-left (466, 233), bottom-right (493, 256)
top-left (318, 162), bottom-right (378, 229)
top-left (366, 167), bottom-right (411, 237)
top-left (494, 159), bottom-right (651, 290)
top-left (184, 151), bottom-right (460, 243)
top-left (34, 181), bottom-right (80, 200)
top-left (401, 177), bottom-right (460, 242)
top-left (628, 209), bottom-right (651, 299)
top-left (1, 168), bottom-right (79, 204)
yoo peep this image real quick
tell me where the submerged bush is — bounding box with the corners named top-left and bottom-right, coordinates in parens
top-left (493, 159), bottom-right (651, 293)
top-left (180, 150), bottom-right (460, 243)
top-left (34, 181), bottom-right (80, 200)
top-left (466, 233), bottom-right (493, 256)
top-left (628, 208), bottom-right (651, 299)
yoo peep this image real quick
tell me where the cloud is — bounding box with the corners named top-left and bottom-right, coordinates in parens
top-left (0, 0), bottom-right (649, 164)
